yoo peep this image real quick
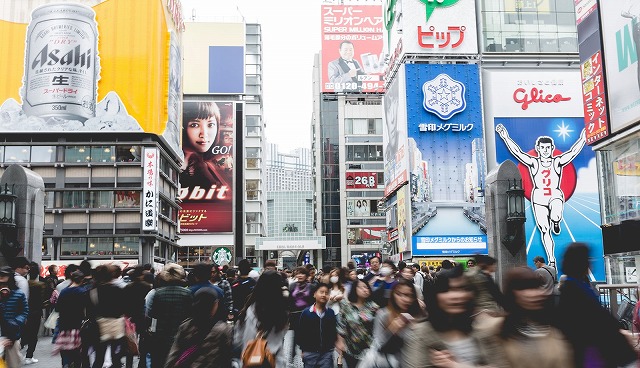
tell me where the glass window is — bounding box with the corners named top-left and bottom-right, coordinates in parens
top-left (88, 237), bottom-right (113, 256)
top-left (0, 146), bottom-right (4, 162)
top-left (115, 191), bottom-right (140, 207)
top-left (116, 146), bottom-right (140, 162)
top-left (246, 179), bottom-right (260, 200)
top-left (246, 115), bottom-right (260, 127)
top-left (113, 236), bottom-right (138, 255)
top-left (91, 146), bottom-right (115, 162)
top-left (31, 146), bottom-right (55, 162)
top-left (246, 158), bottom-right (259, 169)
top-left (246, 147), bottom-right (260, 158)
top-left (91, 191), bottom-right (113, 208)
top-left (63, 191), bottom-right (89, 208)
top-left (61, 238), bottom-right (87, 256)
top-left (246, 126), bottom-right (261, 136)
top-left (45, 191), bottom-right (55, 209)
top-left (42, 238), bottom-right (52, 257)
top-left (4, 146), bottom-right (30, 163)
top-left (65, 146), bottom-right (91, 163)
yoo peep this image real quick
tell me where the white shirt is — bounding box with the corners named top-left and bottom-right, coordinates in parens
top-left (15, 273), bottom-right (28, 299)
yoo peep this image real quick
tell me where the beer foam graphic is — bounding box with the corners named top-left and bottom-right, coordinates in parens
top-left (0, 92), bottom-right (142, 132)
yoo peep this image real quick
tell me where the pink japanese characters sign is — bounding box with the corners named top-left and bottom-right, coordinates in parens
top-left (321, 4), bottom-right (384, 93)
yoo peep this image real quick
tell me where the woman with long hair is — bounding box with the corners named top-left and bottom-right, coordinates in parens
top-left (236, 270), bottom-right (289, 367)
top-left (500, 267), bottom-right (572, 367)
top-left (337, 278), bottom-right (379, 368)
top-left (403, 266), bottom-right (509, 368)
top-left (165, 288), bottom-right (232, 367)
top-left (363, 278), bottom-right (425, 367)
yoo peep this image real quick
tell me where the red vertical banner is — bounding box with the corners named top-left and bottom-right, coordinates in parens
top-left (581, 51), bottom-right (610, 144)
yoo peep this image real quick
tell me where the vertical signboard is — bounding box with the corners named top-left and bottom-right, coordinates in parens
top-left (383, 65), bottom-right (408, 196)
top-left (576, 0), bottom-right (610, 145)
top-left (179, 101), bottom-right (235, 233)
top-left (483, 69), bottom-right (605, 281)
top-left (407, 64), bottom-right (487, 256)
top-left (599, 2), bottom-right (640, 133)
top-left (142, 147), bottom-right (159, 231)
top-left (397, 188), bottom-right (408, 253)
top-left (321, 4), bottom-right (384, 93)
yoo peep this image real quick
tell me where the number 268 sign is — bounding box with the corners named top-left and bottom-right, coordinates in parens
top-left (346, 172), bottom-right (378, 189)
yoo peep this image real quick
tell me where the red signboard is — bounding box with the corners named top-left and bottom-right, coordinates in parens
top-left (179, 101), bottom-right (235, 233)
top-left (346, 172), bottom-right (378, 189)
top-left (581, 51), bottom-right (610, 145)
top-left (321, 5), bottom-right (384, 93)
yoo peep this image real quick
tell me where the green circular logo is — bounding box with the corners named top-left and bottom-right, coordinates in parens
top-left (212, 247), bottom-right (232, 265)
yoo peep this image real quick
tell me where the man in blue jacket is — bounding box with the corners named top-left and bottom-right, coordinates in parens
top-left (295, 283), bottom-right (337, 368)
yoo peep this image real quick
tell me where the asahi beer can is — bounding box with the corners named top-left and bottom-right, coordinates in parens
top-left (21, 3), bottom-right (100, 122)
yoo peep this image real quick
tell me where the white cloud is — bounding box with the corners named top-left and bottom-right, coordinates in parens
top-left (574, 157), bottom-right (598, 194)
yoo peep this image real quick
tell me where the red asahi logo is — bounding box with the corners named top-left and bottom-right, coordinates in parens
top-left (513, 87), bottom-right (571, 110)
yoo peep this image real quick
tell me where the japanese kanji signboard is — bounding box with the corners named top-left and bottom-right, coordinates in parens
top-left (581, 52), bottom-right (609, 144)
top-left (142, 147), bottom-right (159, 232)
top-left (321, 4), bottom-right (384, 93)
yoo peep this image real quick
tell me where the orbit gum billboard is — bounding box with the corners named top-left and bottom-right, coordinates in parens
top-left (321, 4), bottom-right (385, 93)
top-left (0, 0), bottom-right (184, 157)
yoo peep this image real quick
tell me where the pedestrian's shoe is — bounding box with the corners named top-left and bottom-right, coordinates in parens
top-left (25, 357), bottom-right (39, 365)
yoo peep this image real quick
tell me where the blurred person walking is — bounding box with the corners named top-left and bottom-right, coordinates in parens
top-left (87, 265), bottom-right (127, 368)
top-left (362, 278), bottom-right (425, 368)
top-left (235, 270), bottom-right (289, 367)
top-left (123, 266), bottom-right (152, 368)
top-left (147, 264), bottom-right (192, 368)
top-left (0, 266), bottom-right (29, 368)
top-left (371, 260), bottom-right (398, 308)
top-left (327, 268), bottom-right (345, 315)
top-left (403, 266), bottom-right (509, 368)
top-left (468, 255), bottom-right (504, 314)
top-left (336, 278), bottom-right (379, 368)
top-left (557, 242), bottom-right (636, 368)
top-left (499, 267), bottom-right (572, 367)
top-left (165, 288), bottom-right (232, 367)
top-left (53, 270), bottom-right (88, 368)
top-left (231, 259), bottom-right (256, 318)
top-left (23, 262), bottom-right (45, 365)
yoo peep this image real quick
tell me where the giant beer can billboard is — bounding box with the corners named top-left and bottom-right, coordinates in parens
top-left (23, 3), bottom-right (99, 121)
top-left (0, 0), bottom-right (184, 157)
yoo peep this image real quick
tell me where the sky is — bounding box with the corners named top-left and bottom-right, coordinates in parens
top-left (181, 0), bottom-right (324, 151)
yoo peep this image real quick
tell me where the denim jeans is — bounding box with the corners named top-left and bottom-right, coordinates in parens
top-left (302, 350), bottom-right (334, 368)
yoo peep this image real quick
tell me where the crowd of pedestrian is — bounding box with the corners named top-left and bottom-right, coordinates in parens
top-left (0, 242), bottom-right (636, 367)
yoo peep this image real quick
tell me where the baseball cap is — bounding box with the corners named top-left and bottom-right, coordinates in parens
top-left (0, 266), bottom-right (13, 276)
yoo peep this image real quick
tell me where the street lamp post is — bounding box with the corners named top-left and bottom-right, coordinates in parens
top-left (502, 179), bottom-right (526, 255)
top-left (0, 183), bottom-right (21, 258)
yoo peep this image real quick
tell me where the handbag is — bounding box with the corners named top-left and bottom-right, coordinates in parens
top-left (80, 317), bottom-right (100, 346)
top-left (44, 311), bottom-right (59, 329)
top-left (124, 318), bottom-right (139, 355)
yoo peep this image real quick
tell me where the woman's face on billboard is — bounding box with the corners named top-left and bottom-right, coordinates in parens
top-left (186, 117), bottom-right (218, 153)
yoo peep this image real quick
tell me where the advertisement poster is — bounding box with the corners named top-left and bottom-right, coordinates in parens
top-left (346, 199), bottom-right (382, 217)
top-left (0, 0), bottom-right (183, 157)
top-left (407, 64), bottom-right (487, 256)
top-left (495, 117), bottom-right (605, 280)
top-left (599, 1), bottom-right (640, 133)
top-left (179, 101), bottom-right (234, 233)
top-left (321, 4), bottom-right (384, 93)
top-left (383, 66), bottom-right (409, 196)
top-left (345, 172), bottom-right (378, 189)
top-left (397, 188), bottom-right (408, 253)
top-left (483, 69), bottom-right (605, 281)
top-left (347, 227), bottom-right (386, 245)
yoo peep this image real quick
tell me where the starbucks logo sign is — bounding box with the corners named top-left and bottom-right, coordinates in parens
top-left (212, 247), bottom-right (232, 265)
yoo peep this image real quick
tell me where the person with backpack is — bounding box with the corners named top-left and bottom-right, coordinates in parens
top-left (295, 283), bottom-right (337, 368)
top-left (165, 288), bottom-right (232, 367)
top-left (235, 270), bottom-right (289, 367)
top-left (533, 255), bottom-right (556, 296)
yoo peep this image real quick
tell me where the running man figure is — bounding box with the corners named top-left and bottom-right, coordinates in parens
top-left (495, 124), bottom-right (586, 266)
